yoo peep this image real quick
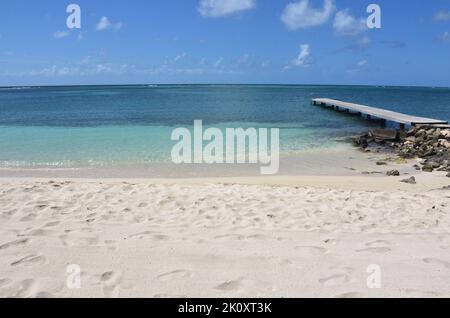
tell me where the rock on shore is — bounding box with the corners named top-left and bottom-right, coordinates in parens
top-left (353, 126), bottom-right (450, 174)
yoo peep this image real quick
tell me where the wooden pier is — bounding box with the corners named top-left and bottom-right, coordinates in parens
top-left (312, 98), bottom-right (448, 128)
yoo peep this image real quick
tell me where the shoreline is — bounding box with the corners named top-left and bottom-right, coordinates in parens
top-left (1, 141), bottom-right (448, 192)
top-left (0, 146), bottom-right (421, 179)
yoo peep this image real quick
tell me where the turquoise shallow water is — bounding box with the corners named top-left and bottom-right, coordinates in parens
top-left (0, 85), bottom-right (449, 167)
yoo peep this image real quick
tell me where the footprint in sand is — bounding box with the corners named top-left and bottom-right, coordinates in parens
top-left (423, 258), bottom-right (450, 269)
top-left (335, 292), bottom-right (363, 298)
top-left (357, 247), bottom-right (391, 253)
top-left (127, 232), bottom-right (169, 241)
top-left (128, 231), bottom-right (155, 239)
top-left (0, 238), bottom-right (30, 250)
top-left (295, 246), bottom-right (329, 256)
top-left (121, 185), bottom-right (134, 192)
top-left (133, 216), bottom-right (147, 223)
top-left (214, 234), bottom-right (243, 240)
top-left (24, 229), bottom-right (53, 237)
top-left (246, 234), bottom-right (272, 240)
top-left (157, 270), bottom-right (192, 282)
top-left (5, 279), bottom-right (38, 298)
top-left (366, 240), bottom-right (391, 247)
top-left (34, 291), bottom-right (53, 298)
top-left (43, 221), bottom-right (60, 228)
top-left (214, 278), bottom-right (274, 295)
top-left (2, 209), bottom-right (17, 217)
top-left (20, 213), bottom-right (38, 222)
top-left (215, 280), bottom-right (242, 292)
top-left (267, 256), bottom-right (293, 267)
top-left (0, 279), bottom-right (12, 288)
top-left (357, 240), bottom-right (392, 253)
top-left (59, 233), bottom-right (99, 247)
top-left (10, 255), bottom-right (46, 267)
top-left (101, 271), bottom-right (122, 298)
top-left (319, 274), bottom-right (350, 287)
top-left (404, 289), bottom-right (441, 298)
top-left (152, 234), bottom-right (170, 241)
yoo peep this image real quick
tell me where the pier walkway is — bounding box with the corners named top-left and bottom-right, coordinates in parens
top-left (312, 98), bottom-right (448, 128)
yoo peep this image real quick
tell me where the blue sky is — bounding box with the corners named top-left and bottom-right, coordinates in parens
top-left (0, 0), bottom-right (449, 86)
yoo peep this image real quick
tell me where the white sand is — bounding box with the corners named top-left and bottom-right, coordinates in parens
top-left (1, 174), bottom-right (449, 298)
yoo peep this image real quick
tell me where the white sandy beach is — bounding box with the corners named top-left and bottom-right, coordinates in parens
top-left (0, 168), bottom-right (449, 298)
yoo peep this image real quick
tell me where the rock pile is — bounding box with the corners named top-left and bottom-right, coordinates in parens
top-left (353, 126), bottom-right (450, 174)
top-left (386, 170), bottom-right (400, 176)
top-left (399, 127), bottom-right (450, 158)
top-left (400, 176), bottom-right (416, 184)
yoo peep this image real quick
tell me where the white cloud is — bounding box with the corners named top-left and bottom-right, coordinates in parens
top-left (438, 31), bottom-right (450, 42)
top-left (284, 44), bottom-right (314, 70)
top-left (198, 0), bottom-right (256, 17)
top-left (238, 53), bottom-right (251, 65)
top-left (261, 60), bottom-right (270, 68)
top-left (347, 59), bottom-right (369, 73)
top-left (356, 60), bottom-right (367, 67)
top-left (4, 61), bottom-right (131, 78)
top-left (115, 22), bottom-right (123, 30)
top-left (96, 17), bottom-right (110, 31)
top-left (2, 51), bottom-right (253, 79)
top-left (96, 16), bottom-right (123, 31)
top-left (433, 10), bottom-right (450, 22)
top-left (53, 30), bottom-right (70, 39)
top-left (281, 0), bottom-right (335, 30)
top-left (96, 64), bottom-right (112, 73)
top-left (214, 57), bottom-right (225, 68)
top-left (173, 52), bottom-right (187, 63)
top-left (58, 67), bottom-right (78, 76)
top-left (333, 9), bottom-right (367, 36)
top-left (78, 56), bottom-right (91, 65)
top-left (336, 36), bottom-right (371, 52)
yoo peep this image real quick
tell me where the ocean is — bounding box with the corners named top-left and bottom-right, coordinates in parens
top-left (0, 85), bottom-right (449, 168)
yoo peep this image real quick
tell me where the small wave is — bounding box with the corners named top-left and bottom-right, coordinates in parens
top-left (0, 160), bottom-right (76, 168)
top-left (0, 86), bottom-right (34, 91)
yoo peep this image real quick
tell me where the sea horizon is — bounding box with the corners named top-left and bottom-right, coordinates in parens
top-left (2, 83), bottom-right (450, 89)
